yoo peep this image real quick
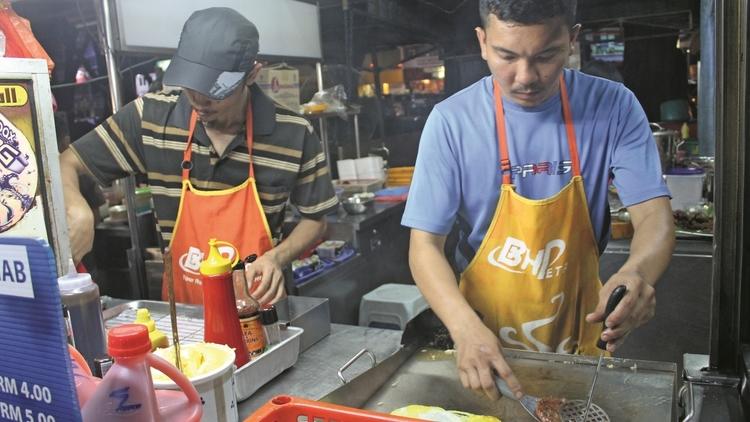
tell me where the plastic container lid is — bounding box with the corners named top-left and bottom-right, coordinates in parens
top-left (57, 259), bottom-right (94, 291)
top-left (665, 167), bottom-right (705, 175)
top-left (108, 324), bottom-right (152, 358)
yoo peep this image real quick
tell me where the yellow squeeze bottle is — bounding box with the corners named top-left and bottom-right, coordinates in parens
top-left (681, 122), bottom-right (690, 140)
top-left (134, 308), bottom-right (169, 350)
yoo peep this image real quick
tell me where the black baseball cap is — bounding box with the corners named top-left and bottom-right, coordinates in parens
top-left (164, 7), bottom-right (259, 100)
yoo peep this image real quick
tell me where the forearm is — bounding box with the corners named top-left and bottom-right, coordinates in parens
top-left (618, 198), bottom-right (675, 286)
top-left (266, 217), bottom-right (326, 267)
top-left (60, 149), bottom-right (89, 210)
top-left (60, 149), bottom-right (96, 261)
top-left (409, 230), bottom-right (484, 337)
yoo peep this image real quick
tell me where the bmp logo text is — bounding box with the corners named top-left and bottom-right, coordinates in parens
top-left (488, 237), bottom-right (567, 280)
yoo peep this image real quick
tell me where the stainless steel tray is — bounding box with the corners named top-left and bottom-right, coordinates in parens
top-left (104, 300), bottom-right (303, 402)
top-left (273, 296), bottom-right (330, 352)
top-left (323, 345), bottom-right (679, 421)
top-left (234, 326), bottom-right (303, 401)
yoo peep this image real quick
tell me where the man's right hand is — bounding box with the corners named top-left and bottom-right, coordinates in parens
top-left (452, 320), bottom-right (523, 401)
top-left (66, 198), bottom-right (94, 263)
top-left (408, 229), bottom-right (524, 402)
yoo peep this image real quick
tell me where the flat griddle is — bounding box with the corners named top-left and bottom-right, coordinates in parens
top-left (321, 310), bottom-right (679, 421)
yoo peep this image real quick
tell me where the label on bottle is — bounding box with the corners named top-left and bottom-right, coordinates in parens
top-left (239, 314), bottom-right (266, 357)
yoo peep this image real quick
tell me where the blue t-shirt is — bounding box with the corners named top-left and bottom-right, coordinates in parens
top-left (402, 69), bottom-right (669, 269)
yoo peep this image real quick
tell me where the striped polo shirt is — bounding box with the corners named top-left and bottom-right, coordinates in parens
top-left (70, 84), bottom-right (338, 243)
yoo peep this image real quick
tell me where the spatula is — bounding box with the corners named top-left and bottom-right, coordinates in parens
top-left (494, 376), bottom-right (542, 421)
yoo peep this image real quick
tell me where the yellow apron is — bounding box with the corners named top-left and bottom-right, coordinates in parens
top-left (459, 77), bottom-right (602, 356)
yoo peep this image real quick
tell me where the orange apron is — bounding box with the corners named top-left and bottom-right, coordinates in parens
top-left (459, 77), bottom-right (602, 355)
top-left (163, 103), bottom-right (273, 304)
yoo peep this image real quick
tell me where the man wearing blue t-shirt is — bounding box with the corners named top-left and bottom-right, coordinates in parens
top-left (402, 0), bottom-right (675, 400)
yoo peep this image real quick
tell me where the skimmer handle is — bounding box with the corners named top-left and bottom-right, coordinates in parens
top-left (597, 285), bottom-right (627, 350)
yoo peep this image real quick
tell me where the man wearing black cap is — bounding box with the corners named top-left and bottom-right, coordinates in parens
top-left (61, 8), bottom-right (339, 305)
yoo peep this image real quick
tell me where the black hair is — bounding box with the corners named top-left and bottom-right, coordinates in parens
top-left (479, 0), bottom-right (577, 27)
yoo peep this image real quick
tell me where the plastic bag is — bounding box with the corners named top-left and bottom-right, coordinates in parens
top-left (302, 84), bottom-right (348, 118)
top-left (0, 1), bottom-right (54, 73)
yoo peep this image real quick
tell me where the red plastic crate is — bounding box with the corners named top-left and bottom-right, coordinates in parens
top-left (246, 395), bottom-right (422, 422)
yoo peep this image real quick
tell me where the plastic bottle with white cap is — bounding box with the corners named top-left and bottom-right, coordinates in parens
top-left (58, 260), bottom-right (107, 371)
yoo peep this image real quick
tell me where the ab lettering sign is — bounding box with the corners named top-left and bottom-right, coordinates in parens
top-left (0, 245), bottom-right (33, 298)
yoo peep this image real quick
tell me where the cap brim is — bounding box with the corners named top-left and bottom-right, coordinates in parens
top-left (163, 55), bottom-right (245, 100)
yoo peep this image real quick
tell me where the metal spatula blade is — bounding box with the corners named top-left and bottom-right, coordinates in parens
top-left (494, 376), bottom-right (611, 422)
top-left (494, 376), bottom-right (540, 421)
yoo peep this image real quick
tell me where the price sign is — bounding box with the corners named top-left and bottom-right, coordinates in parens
top-left (0, 237), bottom-right (81, 422)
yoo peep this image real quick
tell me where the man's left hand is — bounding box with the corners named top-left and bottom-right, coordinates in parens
top-left (244, 252), bottom-right (287, 306)
top-left (585, 271), bottom-right (655, 352)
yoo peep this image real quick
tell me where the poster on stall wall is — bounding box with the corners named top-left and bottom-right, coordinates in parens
top-left (0, 80), bottom-right (49, 241)
top-left (256, 64), bottom-right (301, 112)
top-left (0, 237), bottom-right (81, 421)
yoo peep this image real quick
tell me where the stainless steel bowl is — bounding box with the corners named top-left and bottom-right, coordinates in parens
top-left (342, 195), bottom-right (373, 214)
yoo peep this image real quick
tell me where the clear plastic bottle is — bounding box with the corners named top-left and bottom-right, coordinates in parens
top-left (58, 260), bottom-right (107, 372)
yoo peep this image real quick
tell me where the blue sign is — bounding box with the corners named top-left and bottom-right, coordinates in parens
top-left (0, 237), bottom-right (81, 422)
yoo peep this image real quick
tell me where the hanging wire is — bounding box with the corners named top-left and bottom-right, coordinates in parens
top-left (50, 57), bottom-right (159, 89)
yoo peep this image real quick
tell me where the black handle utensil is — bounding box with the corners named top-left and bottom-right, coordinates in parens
top-left (583, 284), bottom-right (627, 422)
top-left (596, 284), bottom-right (628, 350)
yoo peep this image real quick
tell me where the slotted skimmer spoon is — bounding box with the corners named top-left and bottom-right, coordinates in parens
top-left (494, 375), bottom-right (610, 422)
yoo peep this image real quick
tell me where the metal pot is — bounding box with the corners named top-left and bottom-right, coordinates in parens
top-left (342, 194), bottom-right (374, 214)
top-left (650, 123), bottom-right (681, 173)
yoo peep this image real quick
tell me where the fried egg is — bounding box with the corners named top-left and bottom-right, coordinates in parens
top-left (391, 405), bottom-right (501, 422)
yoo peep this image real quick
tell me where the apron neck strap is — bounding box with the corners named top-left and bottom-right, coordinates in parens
top-left (558, 78), bottom-right (580, 178)
top-left (493, 74), bottom-right (581, 185)
top-left (182, 99), bottom-right (255, 181)
top-left (493, 81), bottom-right (512, 185)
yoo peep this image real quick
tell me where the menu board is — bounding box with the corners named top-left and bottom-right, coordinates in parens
top-left (0, 237), bottom-right (81, 421)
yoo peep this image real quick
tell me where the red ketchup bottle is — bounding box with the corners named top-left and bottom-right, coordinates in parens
top-left (200, 239), bottom-right (250, 367)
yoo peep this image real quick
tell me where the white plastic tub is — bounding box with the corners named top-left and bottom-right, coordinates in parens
top-left (665, 170), bottom-right (705, 211)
